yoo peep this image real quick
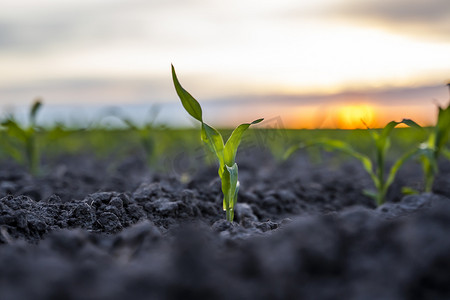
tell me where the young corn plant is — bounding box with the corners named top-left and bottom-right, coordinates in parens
top-left (112, 106), bottom-right (160, 168)
top-left (285, 119), bottom-right (421, 206)
top-left (418, 84), bottom-right (450, 192)
top-left (172, 65), bottom-right (263, 222)
top-left (1, 100), bottom-right (42, 175)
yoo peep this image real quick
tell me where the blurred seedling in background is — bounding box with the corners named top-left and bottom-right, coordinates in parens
top-left (417, 83), bottom-right (450, 192)
top-left (285, 119), bottom-right (421, 206)
top-left (1, 99), bottom-right (42, 175)
top-left (109, 105), bottom-right (161, 168)
top-left (172, 64), bottom-right (263, 222)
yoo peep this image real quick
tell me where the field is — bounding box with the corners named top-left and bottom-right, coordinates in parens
top-left (1, 117), bottom-right (450, 299)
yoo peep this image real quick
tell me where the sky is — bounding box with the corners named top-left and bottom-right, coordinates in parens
top-left (0, 0), bottom-right (449, 128)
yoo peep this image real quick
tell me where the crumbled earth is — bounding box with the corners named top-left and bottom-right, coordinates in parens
top-left (1, 151), bottom-right (450, 300)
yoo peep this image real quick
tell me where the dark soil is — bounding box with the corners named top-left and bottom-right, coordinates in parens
top-left (1, 150), bottom-right (450, 299)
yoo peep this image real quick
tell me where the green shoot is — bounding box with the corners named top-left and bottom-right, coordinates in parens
top-left (172, 65), bottom-right (263, 222)
top-left (114, 106), bottom-right (160, 168)
top-left (1, 99), bottom-right (42, 175)
top-left (418, 83), bottom-right (450, 192)
top-left (285, 119), bottom-right (421, 206)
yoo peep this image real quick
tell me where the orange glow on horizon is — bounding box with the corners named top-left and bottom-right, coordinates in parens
top-left (336, 104), bottom-right (376, 129)
top-left (278, 103), bottom-right (436, 130)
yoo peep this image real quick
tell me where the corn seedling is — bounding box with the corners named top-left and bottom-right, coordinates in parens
top-left (1, 100), bottom-right (42, 175)
top-left (172, 65), bottom-right (263, 222)
top-left (285, 119), bottom-right (421, 206)
top-left (418, 84), bottom-right (450, 192)
top-left (113, 106), bottom-right (160, 167)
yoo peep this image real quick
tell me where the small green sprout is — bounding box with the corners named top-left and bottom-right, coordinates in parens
top-left (1, 99), bottom-right (42, 175)
top-left (418, 83), bottom-right (450, 192)
top-left (113, 106), bottom-right (160, 168)
top-left (172, 65), bottom-right (263, 222)
top-left (285, 119), bottom-right (421, 206)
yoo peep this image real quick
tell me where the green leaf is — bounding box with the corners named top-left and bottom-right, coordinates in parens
top-left (233, 181), bottom-right (240, 208)
top-left (418, 146), bottom-right (439, 189)
top-left (374, 120), bottom-right (398, 153)
top-left (442, 148), bottom-right (450, 160)
top-left (283, 144), bottom-right (302, 160)
top-left (285, 139), bottom-right (376, 184)
top-left (2, 119), bottom-right (28, 142)
top-left (44, 125), bottom-right (72, 141)
top-left (171, 64), bottom-right (203, 122)
top-left (221, 163), bottom-right (239, 221)
top-left (377, 119), bottom-right (420, 153)
top-left (30, 99), bottom-right (42, 126)
top-left (221, 167), bottom-right (231, 211)
top-left (224, 118), bottom-right (263, 165)
top-left (126, 119), bottom-right (140, 131)
top-left (201, 123), bottom-right (225, 169)
top-left (363, 189), bottom-right (378, 200)
top-left (385, 148), bottom-right (420, 188)
top-left (402, 187), bottom-right (419, 195)
top-left (401, 118), bottom-right (422, 130)
top-left (435, 105), bottom-right (450, 150)
top-left (1, 142), bottom-right (24, 164)
top-left (380, 120), bottom-right (399, 141)
top-left (226, 163), bottom-right (239, 205)
top-left (318, 139), bottom-right (373, 171)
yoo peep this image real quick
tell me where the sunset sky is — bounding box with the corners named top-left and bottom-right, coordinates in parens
top-left (0, 0), bottom-right (449, 128)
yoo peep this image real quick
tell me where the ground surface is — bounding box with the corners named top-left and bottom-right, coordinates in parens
top-left (1, 150), bottom-right (450, 300)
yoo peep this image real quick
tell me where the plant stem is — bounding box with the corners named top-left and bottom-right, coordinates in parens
top-left (26, 135), bottom-right (38, 176)
top-left (226, 209), bottom-right (233, 222)
top-left (376, 188), bottom-right (387, 207)
top-left (376, 147), bottom-right (386, 205)
top-left (424, 172), bottom-right (434, 193)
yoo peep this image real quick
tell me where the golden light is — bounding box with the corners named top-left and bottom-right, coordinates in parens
top-left (336, 104), bottom-right (376, 129)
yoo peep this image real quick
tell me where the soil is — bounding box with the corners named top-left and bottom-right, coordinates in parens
top-left (1, 149), bottom-right (450, 300)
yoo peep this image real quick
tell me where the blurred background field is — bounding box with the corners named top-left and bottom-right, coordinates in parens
top-left (0, 119), bottom-right (432, 174)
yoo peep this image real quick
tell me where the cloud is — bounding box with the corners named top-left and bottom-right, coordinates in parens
top-left (341, 0), bottom-right (449, 22)
top-left (188, 83), bottom-right (449, 108)
top-left (0, 20), bottom-right (77, 52)
top-left (327, 0), bottom-right (450, 41)
top-left (0, 0), bottom-right (184, 54)
top-left (0, 0), bottom-right (254, 54)
top-left (0, 77), bottom-right (172, 106)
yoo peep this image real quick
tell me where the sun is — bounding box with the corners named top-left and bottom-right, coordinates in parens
top-left (336, 104), bottom-right (376, 129)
